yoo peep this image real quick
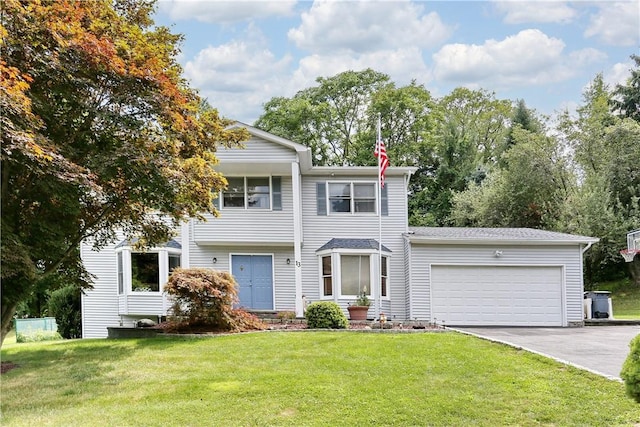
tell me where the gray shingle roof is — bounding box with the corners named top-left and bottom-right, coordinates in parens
top-left (115, 238), bottom-right (182, 249)
top-left (316, 238), bottom-right (391, 252)
top-left (406, 227), bottom-right (598, 243)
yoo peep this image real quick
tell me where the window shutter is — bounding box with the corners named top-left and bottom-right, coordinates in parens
top-left (272, 177), bottom-right (282, 211)
top-left (316, 182), bottom-right (327, 215)
top-left (381, 185), bottom-right (388, 216)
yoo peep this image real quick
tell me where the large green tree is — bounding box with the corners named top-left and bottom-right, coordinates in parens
top-left (0, 0), bottom-right (249, 346)
top-left (611, 54), bottom-right (640, 122)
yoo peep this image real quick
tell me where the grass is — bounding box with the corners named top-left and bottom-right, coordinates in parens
top-left (594, 278), bottom-right (640, 319)
top-left (2, 332), bottom-right (639, 426)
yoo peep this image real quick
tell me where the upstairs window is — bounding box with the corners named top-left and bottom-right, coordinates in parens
top-left (221, 177), bottom-right (279, 210)
top-left (328, 182), bottom-right (376, 214)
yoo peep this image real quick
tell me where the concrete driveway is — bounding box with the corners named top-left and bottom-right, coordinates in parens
top-left (452, 326), bottom-right (640, 381)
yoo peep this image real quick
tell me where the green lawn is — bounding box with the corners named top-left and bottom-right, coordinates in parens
top-left (594, 278), bottom-right (640, 319)
top-left (1, 332), bottom-right (638, 426)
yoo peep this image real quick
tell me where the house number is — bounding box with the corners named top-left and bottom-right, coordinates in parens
top-left (295, 261), bottom-right (301, 267)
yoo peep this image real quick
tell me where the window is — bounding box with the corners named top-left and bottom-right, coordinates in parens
top-left (327, 182), bottom-right (376, 214)
top-left (115, 241), bottom-right (181, 294)
top-left (223, 177), bottom-right (245, 208)
top-left (131, 253), bottom-right (159, 292)
top-left (322, 256), bottom-right (333, 296)
top-left (340, 255), bottom-right (370, 296)
top-left (221, 177), bottom-right (273, 209)
top-left (117, 252), bottom-right (124, 295)
top-left (381, 256), bottom-right (388, 297)
top-left (319, 251), bottom-right (390, 300)
top-left (247, 178), bottom-right (270, 209)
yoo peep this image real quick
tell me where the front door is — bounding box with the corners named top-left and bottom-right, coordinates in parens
top-left (232, 255), bottom-right (273, 310)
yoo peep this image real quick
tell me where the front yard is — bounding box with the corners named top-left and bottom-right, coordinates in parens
top-left (1, 331), bottom-right (638, 426)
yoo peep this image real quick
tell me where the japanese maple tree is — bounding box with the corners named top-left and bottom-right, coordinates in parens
top-left (0, 0), bottom-right (249, 346)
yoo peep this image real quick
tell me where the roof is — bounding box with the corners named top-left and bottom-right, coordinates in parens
top-left (316, 238), bottom-right (392, 253)
top-left (115, 238), bottom-right (182, 249)
top-left (406, 227), bottom-right (599, 245)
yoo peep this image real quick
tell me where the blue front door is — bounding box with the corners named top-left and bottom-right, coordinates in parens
top-left (232, 255), bottom-right (273, 310)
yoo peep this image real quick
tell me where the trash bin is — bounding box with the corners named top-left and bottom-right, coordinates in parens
top-left (586, 291), bottom-right (611, 319)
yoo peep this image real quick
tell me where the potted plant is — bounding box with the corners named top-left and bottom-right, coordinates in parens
top-left (347, 288), bottom-right (370, 320)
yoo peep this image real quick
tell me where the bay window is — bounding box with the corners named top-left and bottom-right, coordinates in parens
top-left (319, 249), bottom-right (390, 300)
top-left (115, 240), bottom-right (181, 295)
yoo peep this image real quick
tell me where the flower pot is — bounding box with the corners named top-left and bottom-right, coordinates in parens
top-left (347, 305), bottom-right (369, 320)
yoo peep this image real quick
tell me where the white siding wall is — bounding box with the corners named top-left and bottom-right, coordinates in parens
top-left (300, 175), bottom-right (409, 319)
top-left (193, 177), bottom-right (294, 244)
top-left (188, 242), bottom-right (297, 311)
top-left (216, 137), bottom-right (298, 163)
top-left (408, 244), bottom-right (585, 324)
top-left (81, 240), bottom-right (122, 338)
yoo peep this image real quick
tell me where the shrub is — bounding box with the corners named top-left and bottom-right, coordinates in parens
top-left (16, 330), bottom-right (62, 343)
top-left (621, 334), bottom-right (640, 403)
top-left (164, 268), bottom-right (266, 332)
top-left (47, 285), bottom-right (82, 339)
top-left (305, 301), bottom-right (348, 329)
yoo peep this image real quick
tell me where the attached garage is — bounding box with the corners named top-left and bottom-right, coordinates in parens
top-left (406, 228), bottom-right (599, 327)
top-left (431, 265), bottom-right (563, 326)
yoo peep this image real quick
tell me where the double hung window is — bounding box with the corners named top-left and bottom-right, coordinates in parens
top-left (327, 182), bottom-right (376, 214)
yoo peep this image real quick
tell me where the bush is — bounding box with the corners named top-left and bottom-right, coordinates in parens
top-left (164, 268), bottom-right (266, 332)
top-left (305, 301), bottom-right (348, 329)
top-left (621, 334), bottom-right (640, 403)
top-left (47, 286), bottom-right (82, 339)
top-left (16, 330), bottom-right (62, 343)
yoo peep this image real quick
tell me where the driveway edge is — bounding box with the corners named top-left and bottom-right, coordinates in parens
top-left (448, 327), bottom-right (623, 382)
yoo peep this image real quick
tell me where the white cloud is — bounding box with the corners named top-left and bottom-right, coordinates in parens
top-left (493, 1), bottom-right (577, 24)
top-left (431, 29), bottom-right (606, 89)
top-left (159, 0), bottom-right (296, 24)
top-left (605, 59), bottom-right (635, 89)
top-left (291, 48), bottom-right (431, 90)
top-left (288, 0), bottom-right (453, 54)
top-left (183, 27), bottom-right (293, 122)
top-left (584, 1), bottom-right (640, 46)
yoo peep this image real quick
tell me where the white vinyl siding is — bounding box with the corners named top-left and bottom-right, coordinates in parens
top-left (216, 136), bottom-right (298, 163)
top-left (301, 174), bottom-right (409, 318)
top-left (187, 243), bottom-right (297, 312)
top-left (194, 177), bottom-right (295, 245)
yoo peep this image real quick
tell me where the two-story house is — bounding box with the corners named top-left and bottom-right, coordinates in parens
top-left (81, 123), bottom-right (598, 338)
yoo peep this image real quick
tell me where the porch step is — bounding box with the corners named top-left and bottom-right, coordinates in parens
top-left (247, 310), bottom-right (281, 320)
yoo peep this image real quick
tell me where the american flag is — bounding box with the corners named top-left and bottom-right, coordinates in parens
top-left (374, 135), bottom-right (389, 188)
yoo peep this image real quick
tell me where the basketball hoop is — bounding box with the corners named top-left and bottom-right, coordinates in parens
top-left (620, 249), bottom-right (639, 263)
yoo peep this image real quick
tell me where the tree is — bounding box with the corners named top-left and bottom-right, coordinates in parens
top-left (450, 127), bottom-right (572, 229)
top-left (410, 88), bottom-right (511, 225)
top-left (611, 54), bottom-right (640, 122)
top-left (0, 0), bottom-right (250, 346)
top-left (504, 99), bottom-right (542, 149)
top-left (255, 69), bottom-right (392, 166)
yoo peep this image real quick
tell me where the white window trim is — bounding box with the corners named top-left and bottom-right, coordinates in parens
top-left (220, 176), bottom-right (274, 211)
top-left (115, 246), bottom-right (182, 295)
top-left (317, 248), bottom-right (391, 302)
top-left (326, 181), bottom-right (378, 216)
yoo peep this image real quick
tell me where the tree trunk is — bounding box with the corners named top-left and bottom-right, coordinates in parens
top-left (1, 300), bottom-right (19, 348)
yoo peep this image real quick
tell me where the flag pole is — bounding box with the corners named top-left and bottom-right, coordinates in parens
top-left (377, 114), bottom-right (382, 321)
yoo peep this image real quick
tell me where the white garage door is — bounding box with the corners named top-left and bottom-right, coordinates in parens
top-left (431, 265), bottom-right (563, 326)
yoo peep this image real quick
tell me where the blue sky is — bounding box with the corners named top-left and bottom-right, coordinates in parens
top-left (154, 1), bottom-right (639, 124)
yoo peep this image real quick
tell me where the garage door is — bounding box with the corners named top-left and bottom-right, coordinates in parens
top-left (431, 265), bottom-right (563, 326)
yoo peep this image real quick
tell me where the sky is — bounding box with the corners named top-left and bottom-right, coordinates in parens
top-left (153, 0), bottom-right (640, 124)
